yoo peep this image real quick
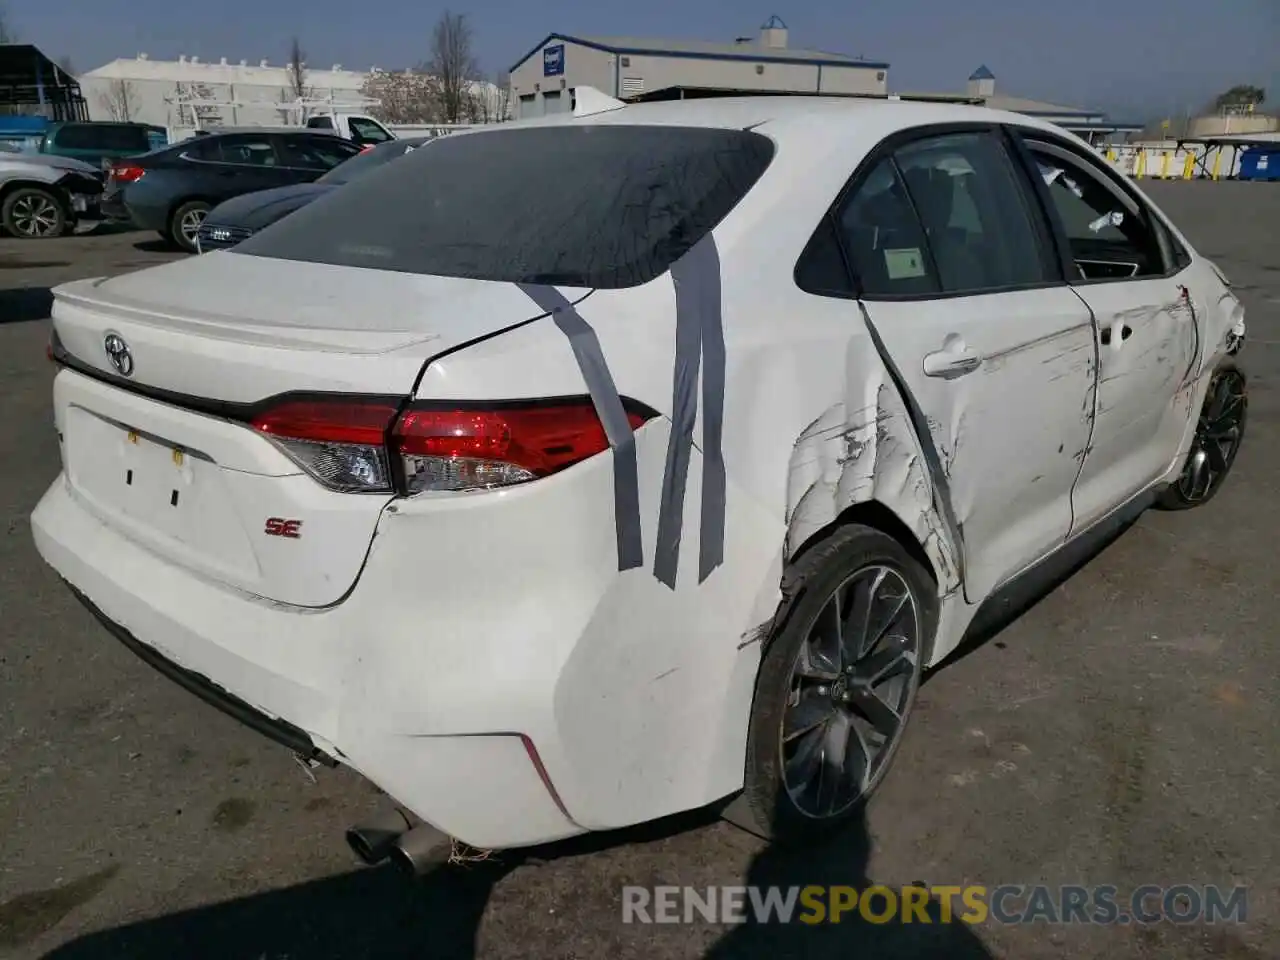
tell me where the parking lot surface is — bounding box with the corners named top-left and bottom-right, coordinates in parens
top-left (1, 184), bottom-right (1277, 960)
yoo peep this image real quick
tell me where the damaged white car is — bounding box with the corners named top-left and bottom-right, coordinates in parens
top-left (32, 94), bottom-right (1246, 867)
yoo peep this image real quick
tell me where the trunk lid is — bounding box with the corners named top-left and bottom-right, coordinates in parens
top-left (51, 253), bottom-right (586, 607)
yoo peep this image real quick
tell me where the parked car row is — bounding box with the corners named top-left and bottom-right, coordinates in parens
top-left (196, 136), bottom-right (431, 251)
top-left (1, 118), bottom-right (420, 245)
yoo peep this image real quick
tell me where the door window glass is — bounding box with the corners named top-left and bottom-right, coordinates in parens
top-left (348, 117), bottom-right (392, 144)
top-left (212, 135), bottom-right (277, 166)
top-left (1028, 145), bottom-right (1164, 280)
top-left (835, 157), bottom-right (940, 297)
top-left (279, 135), bottom-right (361, 170)
top-left (893, 132), bottom-right (1051, 293)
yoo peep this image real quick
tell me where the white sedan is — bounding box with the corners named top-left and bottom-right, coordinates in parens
top-left (32, 94), bottom-right (1246, 865)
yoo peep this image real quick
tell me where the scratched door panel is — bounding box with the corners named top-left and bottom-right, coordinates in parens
top-left (862, 288), bottom-right (1096, 603)
top-left (1068, 275), bottom-right (1196, 532)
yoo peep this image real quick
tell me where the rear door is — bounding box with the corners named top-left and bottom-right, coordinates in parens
top-left (1014, 130), bottom-right (1198, 533)
top-left (806, 126), bottom-right (1097, 601)
top-left (193, 133), bottom-right (298, 201)
top-left (275, 134), bottom-right (363, 183)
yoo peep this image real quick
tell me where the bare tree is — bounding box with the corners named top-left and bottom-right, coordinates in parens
top-left (360, 68), bottom-right (441, 124)
top-left (467, 73), bottom-right (512, 123)
top-left (98, 79), bottom-right (138, 121)
top-left (428, 11), bottom-right (479, 123)
top-left (172, 82), bottom-right (223, 127)
top-left (286, 36), bottom-right (313, 121)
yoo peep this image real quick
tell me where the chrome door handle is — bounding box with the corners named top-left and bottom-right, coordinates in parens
top-left (923, 350), bottom-right (982, 379)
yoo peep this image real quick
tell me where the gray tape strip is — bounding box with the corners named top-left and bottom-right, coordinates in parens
top-left (653, 235), bottom-right (728, 589)
top-left (518, 284), bottom-right (644, 571)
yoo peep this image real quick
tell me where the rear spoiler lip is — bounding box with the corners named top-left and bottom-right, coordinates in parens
top-left (49, 330), bottom-right (407, 426)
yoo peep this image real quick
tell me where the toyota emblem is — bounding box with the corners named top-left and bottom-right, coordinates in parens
top-left (103, 332), bottom-right (133, 377)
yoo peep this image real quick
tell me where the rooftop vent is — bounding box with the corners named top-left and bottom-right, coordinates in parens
top-left (240, 59), bottom-right (247, 66)
top-left (191, 55), bottom-right (199, 64)
top-left (220, 57), bottom-right (228, 65)
top-left (760, 14), bottom-right (788, 49)
top-left (178, 54), bottom-right (186, 63)
top-left (260, 59), bottom-right (269, 67)
top-left (137, 52), bottom-right (148, 60)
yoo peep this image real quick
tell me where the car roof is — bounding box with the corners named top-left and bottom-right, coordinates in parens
top-left (494, 95), bottom-right (1084, 151)
top-left (192, 126), bottom-right (342, 137)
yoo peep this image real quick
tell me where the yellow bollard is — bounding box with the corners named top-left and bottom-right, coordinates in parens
top-left (1135, 151), bottom-right (1146, 178)
top-left (1160, 152), bottom-right (1171, 179)
top-left (1183, 153), bottom-right (1195, 179)
top-left (1211, 150), bottom-right (1222, 180)
top-left (1106, 148), bottom-right (1117, 163)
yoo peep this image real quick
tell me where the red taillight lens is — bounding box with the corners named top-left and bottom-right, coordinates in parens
top-left (392, 399), bottom-right (651, 493)
top-left (110, 164), bottom-right (146, 184)
top-left (246, 395), bottom-right (653, 495)
top-left (251, 397), bottom-right (400, 493)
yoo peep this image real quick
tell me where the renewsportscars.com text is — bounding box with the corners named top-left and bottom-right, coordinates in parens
top-left (621, 884), bottom-right (1248, 926)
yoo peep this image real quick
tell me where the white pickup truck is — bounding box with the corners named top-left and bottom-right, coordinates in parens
top-left (305, 113), bottom-right (481, 146)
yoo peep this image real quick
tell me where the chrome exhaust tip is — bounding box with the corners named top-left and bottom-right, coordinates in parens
top-left (345, 807), bottom-right (413, 865)
top-left (388, 822), bottom-right (452, 876)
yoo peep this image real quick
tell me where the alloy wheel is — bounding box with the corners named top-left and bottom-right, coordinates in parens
top-left (1176, 368), bottom-right (1246, 503)
top-left (11, 194), bottom-right (61, 237)
top-left (180, 208), bottom-right (207, 244)
top-left (781, 564), bottom-right (921, 819)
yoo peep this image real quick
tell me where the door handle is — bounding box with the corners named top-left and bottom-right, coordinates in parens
top-left (922, 349), bottom-right (982, 379)
top-left (1099, 324), bottom-right (1133, 346)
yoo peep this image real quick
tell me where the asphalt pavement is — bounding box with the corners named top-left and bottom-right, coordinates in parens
top-left (1, 183), bottom-right (1277, 959)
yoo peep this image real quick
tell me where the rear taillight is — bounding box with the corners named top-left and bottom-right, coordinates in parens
top-left (249, 395), bottom-right (653, 495)
top-left (110, 164), bottom-right (146, 184)
top-left (392, 400), bottom-right (651, 493)
top-left (251, 397), bottom-right (400, 493)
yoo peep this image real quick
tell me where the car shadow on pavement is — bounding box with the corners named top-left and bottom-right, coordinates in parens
top-left (701, 791), bottom-right (995, 960)
top-left (131, 238), bottom-right (179, 254)
top-left (37, 810), bottom-right (719, 960)
top-left (37, 857), bottom-right (503, 960)
top-left (0, 286), bottom-right (53, 324)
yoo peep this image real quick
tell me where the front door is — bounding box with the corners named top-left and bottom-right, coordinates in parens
top-left (1017, 133), bottom-right (1198, 533)
top-left (830, 129), bottom-right (1096, 601)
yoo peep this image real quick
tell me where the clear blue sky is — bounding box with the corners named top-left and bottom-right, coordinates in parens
top-left (9, 0), bottom-right (1277, 118)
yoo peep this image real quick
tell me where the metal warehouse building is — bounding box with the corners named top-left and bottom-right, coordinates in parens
top-left (509, 16), bottom-right (889, 118)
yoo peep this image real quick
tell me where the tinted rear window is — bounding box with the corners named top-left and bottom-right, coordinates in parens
top-left (54, 124), bottom-right (148, 151)
top-left (233, 124), bottom-right (776, 289)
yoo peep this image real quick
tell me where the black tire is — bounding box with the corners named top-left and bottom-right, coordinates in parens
top-left (731, 524), bottom-right (938, 843)
top-left (2, 186), bottom-right (69, 239)
top-left (1155, 362), bottom-right (1247, 511)
top-left (168, 200), bottom-right (210, 253)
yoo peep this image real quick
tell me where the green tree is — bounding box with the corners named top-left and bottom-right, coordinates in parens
top-left (1214, 85), bottom-right (1266, 110)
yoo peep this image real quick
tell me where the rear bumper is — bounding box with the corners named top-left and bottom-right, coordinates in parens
top-left (32, 420), bottom-right (784, 848)
top-left (68, 583), bottom-right (336, 767)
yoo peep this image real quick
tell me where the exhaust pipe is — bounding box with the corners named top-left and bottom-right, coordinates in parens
top-left (345, 807), bottom-right (413, 865)
top-left (388, 822), bottom-right (452, 876)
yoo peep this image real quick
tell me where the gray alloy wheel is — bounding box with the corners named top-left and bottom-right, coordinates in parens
top-left (1157, 363), bottom-right (1247, 510)
top-left (728, 524), bottom-right (936, 843)
top-left (3, 188), bottom-right (67, 238)
top-left (168, 201), bottom-right (211, 253)
top-left (780, 564), bottom-right (923, 819)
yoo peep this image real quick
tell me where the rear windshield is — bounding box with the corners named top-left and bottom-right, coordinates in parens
top-left (232, 124), bottom-right (776, 289)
